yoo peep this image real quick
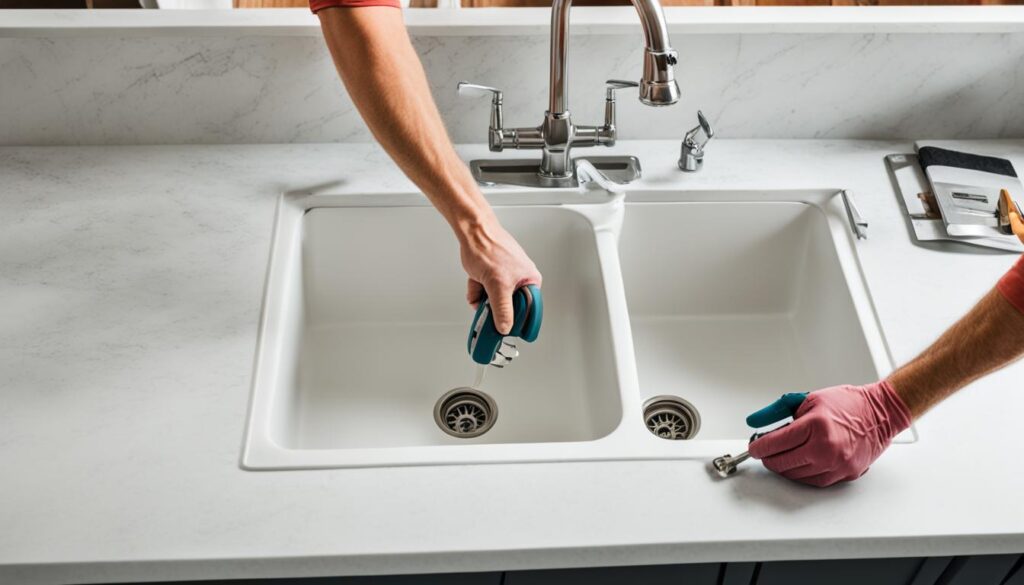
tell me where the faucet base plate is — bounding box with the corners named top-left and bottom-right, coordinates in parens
top-left (469, 156), bottom-right (641, 189)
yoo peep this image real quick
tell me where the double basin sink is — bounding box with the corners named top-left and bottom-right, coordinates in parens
top-left (242, 188), bottom-right (895, 470)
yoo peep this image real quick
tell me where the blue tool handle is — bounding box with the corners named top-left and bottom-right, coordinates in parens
top-left (519, 284), bottom-right (542, 342)
top-left (467, 298), bottom-right (499, 365)
top-left (745, 392), bottom-right (808, 428)
top-left (467, 285), bottom-right (543, 365)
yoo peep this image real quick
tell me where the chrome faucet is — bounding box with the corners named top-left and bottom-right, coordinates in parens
top-left (459, 0), bottom-right (681, 187)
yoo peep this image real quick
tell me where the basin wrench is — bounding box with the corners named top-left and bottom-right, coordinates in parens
top-left (711, 392), bottom-right (807, 478)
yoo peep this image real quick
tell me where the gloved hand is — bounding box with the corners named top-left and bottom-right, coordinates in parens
top-left (747, 381), bottom-right (912, 487)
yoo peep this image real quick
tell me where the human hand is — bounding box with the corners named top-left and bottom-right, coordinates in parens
top-left (747, 381), bottom-right (912, 487)
top-left (458, 215), bottom-right (542, 335)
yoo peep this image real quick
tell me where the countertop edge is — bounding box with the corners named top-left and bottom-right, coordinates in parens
top-left (4, 533), bottom-right (1024, 584)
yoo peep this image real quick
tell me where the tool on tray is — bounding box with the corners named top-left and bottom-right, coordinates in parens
top-left (886, 146), bottom-right (1024, 252)
top-left (998, 189), bottom-right (1024, 244)
top-left (711, 392), bottom-right (807, 479)
top-left (467, 284), bottom-right (543, 367)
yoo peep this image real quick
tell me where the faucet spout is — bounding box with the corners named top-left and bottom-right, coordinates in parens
top-left (459, 0), bottom-right (679, 185)
top-left (548, 0), bottom-right (680, 114)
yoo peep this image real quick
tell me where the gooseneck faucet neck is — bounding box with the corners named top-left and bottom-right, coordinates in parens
top-left (458, 0), bottom-right (682, 182)
top-left (547, 0), bottom-right (679, 115)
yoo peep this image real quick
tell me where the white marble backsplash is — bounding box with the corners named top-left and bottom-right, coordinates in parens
top-left (2, 31), bottom-right (1022, 145)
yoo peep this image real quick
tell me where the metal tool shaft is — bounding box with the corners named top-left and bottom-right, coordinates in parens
top-left (711, 450), bottom-right (751, 478)
top-left (710, 394), bottom-right (808, 480)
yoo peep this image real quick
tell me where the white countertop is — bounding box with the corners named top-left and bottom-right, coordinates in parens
top-left (4, 6), bottom-right (1024, 37)
top-left (2, 139), bottom-right (1024, 584)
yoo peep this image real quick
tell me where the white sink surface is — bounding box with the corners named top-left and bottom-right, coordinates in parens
top-left (288, 205), bottom-right (619, 450)
top-left (619, 201), bottom-right (878, 440)
top-left (242, 189), bottom-right (903, 470)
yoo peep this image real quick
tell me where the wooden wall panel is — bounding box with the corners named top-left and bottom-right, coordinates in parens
top-left (459, 0), bottom-right (1022, 5)
top-left (0, 0), bottom-right (140, 6)
top-left (234, 0), bottom-right (439, 6)
top-left (235, 0), bottom-right (308, 6)
top-left (232, 0), bottom-right (1024, 9)
top-left (462, 0), bottom-right (711, 5)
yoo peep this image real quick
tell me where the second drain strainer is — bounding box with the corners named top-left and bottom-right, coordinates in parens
top-left (434, 387), bottom-right (498, 439)
top-left (643, 395), bottom-right (701, 440)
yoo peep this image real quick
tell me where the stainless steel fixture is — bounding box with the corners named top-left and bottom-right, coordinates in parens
top-left (434, 387), bottom-right (498, 439)
top-left (710, 428), bottom-right (775, 478)
top-left (711, 450), bottom-right (750, 478)
top-left (841, 189), bottom-right (869, 239)
top-left (467, 156), bottom-right (642, 189)
top-left (678, 110), bottom-right (715, 172)
top-left (488, 341), bottom-right (518, 368)
top-left (458, 0), bottom-right (680, 188)
top-left (643, 395), bottom-right (700, 440)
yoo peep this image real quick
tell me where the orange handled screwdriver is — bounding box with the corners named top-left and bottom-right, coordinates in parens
top-left (999, 189), bottom-right (1024, 245)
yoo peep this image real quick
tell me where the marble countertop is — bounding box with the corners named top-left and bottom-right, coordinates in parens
top-left (2, 140), bottom-right (1024, 584)
top-left (4, 6), bottom-right (1024, 37)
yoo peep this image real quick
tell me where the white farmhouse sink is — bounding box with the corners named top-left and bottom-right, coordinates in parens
top-left (242, 189), bottom-right (905, 470)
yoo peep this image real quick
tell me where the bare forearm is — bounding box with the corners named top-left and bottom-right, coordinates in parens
top-left (316, 7), bottom-right (541, 333)
top-left (750, 285), bottom-right (1024, 487)
top-left (888, 287), bottom-right (1024, 417)
top-left (318, 7), bottom-right (493, 238)
top-left (752, 254), bottom-right (1024, 487)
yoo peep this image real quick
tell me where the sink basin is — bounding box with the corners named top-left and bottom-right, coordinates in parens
top-left (242, 189), bottom-right (907, 470)
top-left (286, 204), bottom-right (619, 450)
top-left (619, 200), bottom-right (877, 441)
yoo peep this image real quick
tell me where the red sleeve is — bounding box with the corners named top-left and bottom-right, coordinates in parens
top-left (997, 256), bottom-right (1024, 314)
top-left (310, 0), bottom-right (401, 11)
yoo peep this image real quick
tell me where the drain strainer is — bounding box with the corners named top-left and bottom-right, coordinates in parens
top-left (643, 395), bottom-right (700, 440)
top-left (434, 387), bottom-right (498, 438)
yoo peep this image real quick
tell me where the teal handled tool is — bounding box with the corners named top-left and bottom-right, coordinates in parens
top-left (745, 392), bottom-right (809, 428)
top-left (467, 284), bottom-right (543, 367)
top-left (711, 392), bottom-right (808, 478)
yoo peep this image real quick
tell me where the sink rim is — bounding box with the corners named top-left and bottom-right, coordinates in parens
top-left (241, 188), bottom-right (913, 471)
top-left (242, 190), bottom-right (640, 470)
top-left (280, 203), bottom-right (626, 450)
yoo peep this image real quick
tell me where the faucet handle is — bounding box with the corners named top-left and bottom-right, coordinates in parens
top-left (457, 81), bottom-right (503, 104)
top-left (679, 110), bottom-right (715, 172)
top-left (598, 80), bottom-right (641, 147)
top-left (606, 80), bottom-right (639, 88)
top-left (605, 79), bottom-right (639, 100)
top-left (458, 81), bottom-right (505, 152)
top-left (684, 110), bottom-right (715, 149)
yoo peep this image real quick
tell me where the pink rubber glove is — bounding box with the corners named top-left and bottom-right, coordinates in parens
top-left (747, 381), bottom-right (912, 487)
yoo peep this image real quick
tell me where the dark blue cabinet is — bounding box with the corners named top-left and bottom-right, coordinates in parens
top-left (96, 554), bottom-right (1024, 585)
top-left (505, 563), bottom-right (720, 584)
top-left (756, 556), bottom-right (926, 585)
top-left (933, 555), bottom-right (1022, 585)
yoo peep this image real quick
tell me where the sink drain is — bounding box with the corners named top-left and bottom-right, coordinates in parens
top-left (434, 387), bottom-right (498, 438)
top-left (643, 395), bottom-right (700, 440)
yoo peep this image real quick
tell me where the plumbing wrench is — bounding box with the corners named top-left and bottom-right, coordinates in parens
top-left (711, 392), bottom-right (807, 478)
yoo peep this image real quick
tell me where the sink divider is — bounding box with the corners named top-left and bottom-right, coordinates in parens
top-left (241, 188), bottom-right (910, 471)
